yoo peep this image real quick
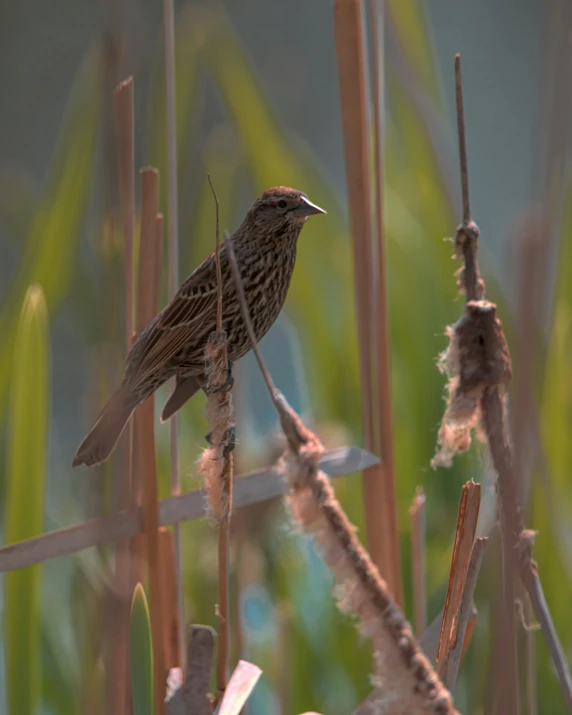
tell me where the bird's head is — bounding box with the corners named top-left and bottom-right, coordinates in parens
top-left (244, 187), bottom-right (326, 236)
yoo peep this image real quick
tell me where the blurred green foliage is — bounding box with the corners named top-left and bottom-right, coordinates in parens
top-left (4, 286), bottom-right (49, 715)
top-left (0, 2), bottom-right (570, 714)
top-left (129, 584), bottom-right (154, 715)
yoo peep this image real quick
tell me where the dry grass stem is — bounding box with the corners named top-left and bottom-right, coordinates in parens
top-left (433, 53), bottom-right (572, 712)
top-left (134, 166), bottom-right (166, 714)
top-left (109, 74), bottom-right (136, 715)
top-left (333, 0), bottom-right (402, 602)
top-left (162, 0), bottom-right (185, 668)
top-left (159, 527), bottom-right (182, 670)
top-left (226, 239), bottom-right (457, 715)
top-left (113, 76), bottom-right (136, 350)
top-left (409, 487), bottom-right (426, 637)
top-left (439, 538), bottom-right (487, 691)
top-left (437, 480), bottom-right (481, 665)
top-left (197, 182), bottom-right (234, 703)
top-left (369, 0), bottom-right (402, 606)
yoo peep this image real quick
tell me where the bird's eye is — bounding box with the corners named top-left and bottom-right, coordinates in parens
top-left (277, 199), bottom-right (287, 209)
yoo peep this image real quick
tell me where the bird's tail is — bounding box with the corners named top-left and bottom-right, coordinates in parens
top-left (72, 381), bottom-right (136, 468)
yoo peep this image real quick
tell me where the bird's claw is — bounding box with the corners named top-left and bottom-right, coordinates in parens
top-left (204, 425), bottom-right (236, 457)
top-left (205, 361), bottom-right (234, 395)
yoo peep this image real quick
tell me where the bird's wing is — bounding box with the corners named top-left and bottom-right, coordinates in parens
top-left (128, 249), bottom-right (232, 388)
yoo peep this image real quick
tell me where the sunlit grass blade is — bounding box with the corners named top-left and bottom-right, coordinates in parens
top-left (129, 583), bottom-right (155, 715)
top-left (4, 284), bottom-right (50, 715)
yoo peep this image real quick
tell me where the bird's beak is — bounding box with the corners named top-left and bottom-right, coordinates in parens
top-left (291, 196), bottom-right (327, 220)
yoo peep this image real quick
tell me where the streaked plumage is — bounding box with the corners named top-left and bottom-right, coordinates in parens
top-left (72, 186), bottom-right (325, 467)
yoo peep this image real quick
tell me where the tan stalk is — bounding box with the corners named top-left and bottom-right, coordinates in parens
top-left (134, 167), bottom-right (166, 713)
top-left (409, 487), bottom-right (426, 637)
top-left (197, 177), bottom-right (234, 704)
top-left (333, 0), bottom-right (402, 604)
top-left (109, 75), bottom-right (136, 715)
top-left (162, 0), bottom-right (185, 666)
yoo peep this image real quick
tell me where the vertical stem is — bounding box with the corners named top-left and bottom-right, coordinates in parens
top-left (162, 0), bottom-right (185, 667)
top-left (409, 487), bottom-right (426, 636)
top-left (137, 167), bottom-right (166, 714)
top-left (454, 55), bottom-right (470, 224)
top-left (111, 76), bottom-right (136, 715)
top-left (217, 514), bottom-right (231, 699)
top-left (370, 0), bottom-right (402, 604)
top-left (333, 0), bottom-right (401, 603)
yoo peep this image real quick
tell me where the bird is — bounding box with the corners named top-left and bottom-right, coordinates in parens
top-left (72, 186), bottom-right (326, 467)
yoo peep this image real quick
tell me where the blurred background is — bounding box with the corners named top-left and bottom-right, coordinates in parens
top-left (0, 0), bottom-right (571, 712)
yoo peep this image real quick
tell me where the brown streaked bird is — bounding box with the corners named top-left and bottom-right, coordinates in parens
top-left (72, 186), bottom-right (325, 467)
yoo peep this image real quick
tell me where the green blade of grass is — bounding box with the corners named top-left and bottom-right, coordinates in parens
top-left (129, 583), bottom-right (154, 715)
top-left (4, 284), bottom-right (50, 715)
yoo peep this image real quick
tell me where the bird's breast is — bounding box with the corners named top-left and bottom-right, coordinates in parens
top-left (226, 241), bottom-right (297, 358)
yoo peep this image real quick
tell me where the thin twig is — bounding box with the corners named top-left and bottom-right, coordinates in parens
top-left (110, 75), bottom-right (136, 715)
top-left (454, 55), bottom-right (470, 224)
top-left (158, 527), bottom-right (182, 670)
top-left (202, 185), bottom-right (233, 704)
top-left (409, 487), bottom-right (426, 637)
top-left (136, 167), bottom-right (165, 714)
top-left (439, 537), bottom-right (487, 691)
top-left (207, 174), bottom-right (223, 332)
top-left (114, 76), bottom-right (136, 351)
top-left (525, 594), bottom-right (538, 715)
top-left (162, 0), bottom-right (184, 668)
top-left (225, 233), bottom-right (276, 401)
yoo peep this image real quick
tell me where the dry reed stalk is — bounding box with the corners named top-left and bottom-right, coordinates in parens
top-left (437, 481), bottom-right (481, 666)
top-left (419, 605), bottom-right (477, 664)
top-left (409, 487), bottom-right (426, 637)
top-left (162, 0), bottom-right (185, 666)
top-left (114, 76), bottom-right (136, 354)
top-left (109, 75), bottom-right (136, 715)
top-left (439, 538), bottom-right (487, 691)
top-left (134, 167), bottom-right (166, 713)
top-left (226, 238), bottom-right (458, 715)
top-left (433, 55), bottom-right (572, 712)
top-left (159, 527), bottom-right (182, 670)
top-left (197, 178), bottom-right (234, 703)
top-left (369, 0), bottom-right (402, 608)
top-left (333, 0), bottom-right (402, 605)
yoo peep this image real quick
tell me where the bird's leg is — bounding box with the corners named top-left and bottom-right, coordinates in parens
top-left (204, 360), bottom-right (235, 454)
top-left (204, 360), bottom-right (234, 396)
top-left (204, 426), bottom-right (236, 456)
